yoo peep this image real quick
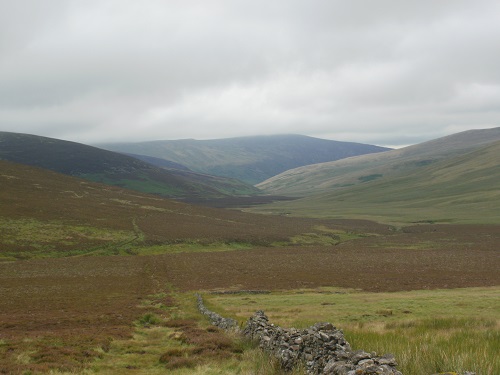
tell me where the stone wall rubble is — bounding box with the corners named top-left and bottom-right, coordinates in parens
top-left (196, 293), bottom-right (402, 374)
top-left (196, 294), bottom-right (476, 375)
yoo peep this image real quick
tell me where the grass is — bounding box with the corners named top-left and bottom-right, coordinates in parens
top-left (272, 226), bottom-right (366, 247)
top-left (131, 242), bottom-right (254, 256)
top-left (81, 173), bottom-right (185, 196)
top-left (0, 215), bottom-right (373, 260)
top-left (251, 197), bottom-right (500, 225)
top-left (204, 287), bottom-right (500, 375)
top-left (347, 320), bottom-right (499, 375)
top-left (87, 290), bottom-right (298, 375)
top-left (0, 218), bottom-right (134, 245)
top-left (0, 217), bottom-right (137, 260)
top-left (0, 212), bottom-right (312, 260)
top-left (251, 141), bottom-right (500, 225)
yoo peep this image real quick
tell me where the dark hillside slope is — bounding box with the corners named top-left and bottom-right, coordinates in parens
top-left (252, 140), bottom-right (500, 224)
top-left (122, 153), bottom-right (191, 171)
top-left (98, 134), bottom-right (391, 184)
top-left (258, 127), bottom-right (500, 196)
top-left (0, 132), bottom-right (259, 199)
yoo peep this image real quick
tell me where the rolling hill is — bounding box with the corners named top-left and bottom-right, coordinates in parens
top-left (250, 140), bottom-right (500, 224)
top-left (122, 152), bottom-right (191, 171)
top-left (97, 134), bottom-right (391, 184)
top-left (257, 127), bottom-right (500, 196)
top-left (0, 131), bottom-right (260, 200)
top-left (0, 159), bottom-right (363, 260)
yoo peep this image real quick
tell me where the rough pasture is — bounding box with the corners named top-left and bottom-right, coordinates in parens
top-left (1, 223), bottom-right (498, 373)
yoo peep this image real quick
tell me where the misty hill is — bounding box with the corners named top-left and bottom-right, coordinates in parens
top-left (250, 140), bottom-right (500, 224)
top-left (257, 127), bottom-right (500, 196)
top-left (0, 132), bottom-right (260, 200)
top-left (97, 134), bottom-right (391, 185)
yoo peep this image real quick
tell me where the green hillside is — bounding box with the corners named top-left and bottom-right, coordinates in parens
top-left (257, 127), bottom-right (500, 196)
top-left (97, 134), bottom-right (390, 184)
top-left (250, 140), bottom-right (500, 224)
top-left (0, 132), bottom-right (260, 200)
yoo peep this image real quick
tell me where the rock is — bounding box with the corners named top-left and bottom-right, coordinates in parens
top-left (358, 359), bottom-right (375, 366)
top-left (320, 331), bottom-right (331, 341)
top-left (376, 354), bottom-right (397, 366)
top-left (351, 350), bottom-right (372, 364)
top-left (323, 360), bottom-right (353, 374)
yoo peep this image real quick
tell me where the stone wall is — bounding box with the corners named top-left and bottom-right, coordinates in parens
top-left (196, 294), bottom-right (402, 375)
top-left (195, 293), bottom-right (239, 331)
top-left (209, 290), bottom-right (271, 295)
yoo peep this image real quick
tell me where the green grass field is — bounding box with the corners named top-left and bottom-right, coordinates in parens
top-left (203, 287), bottom-right (500, 375)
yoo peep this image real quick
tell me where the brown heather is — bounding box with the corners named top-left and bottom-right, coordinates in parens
top-left (0, 160), bottom-right (499, 373)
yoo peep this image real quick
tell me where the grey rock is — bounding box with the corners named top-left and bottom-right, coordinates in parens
top-left (376, 353), bottom-right (397, 366)
top-left (351, 350), bottom-right (372, 364)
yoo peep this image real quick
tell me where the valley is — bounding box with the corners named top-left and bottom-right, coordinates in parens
top-left (97, 134), bottom-right (390, 185)
top-left (0, 129), bottom-right (499, 374)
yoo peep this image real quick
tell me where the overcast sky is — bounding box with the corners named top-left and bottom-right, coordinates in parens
top-left (1, 0), bottom-right (499, 147)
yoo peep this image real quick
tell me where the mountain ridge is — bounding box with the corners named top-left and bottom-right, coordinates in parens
top-left (0, 131), bottom-right (260, 200)
top-left (97, 134), bottom-right (391, 184)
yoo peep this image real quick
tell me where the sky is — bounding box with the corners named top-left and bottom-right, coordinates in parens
top-left (1, 0), bottom-right (499, 147)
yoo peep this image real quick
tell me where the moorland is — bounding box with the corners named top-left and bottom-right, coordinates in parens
top-left (0, 129), bottom-right (499, 375)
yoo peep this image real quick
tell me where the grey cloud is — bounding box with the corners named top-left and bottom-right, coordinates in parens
top-left (0, 0), bottom-right (499, 146)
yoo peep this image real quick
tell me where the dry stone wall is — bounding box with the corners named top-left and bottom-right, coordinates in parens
top-left (196, 294), bottom-right (402, 375)
top-left (195, 293), bottom-right (238, 331)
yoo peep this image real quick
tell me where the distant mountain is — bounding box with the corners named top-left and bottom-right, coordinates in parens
top-left (0, 132), bottom-right (260, 200)
top-left (257, 127), bottom-right (500, 196)
top-left (97, 134), bottom-right (391, 185)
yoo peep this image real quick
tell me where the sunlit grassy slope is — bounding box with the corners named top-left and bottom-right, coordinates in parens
top-left (250, 140), bottom-right (500, 224)
top-left (257, 127), bottom-right (500, 196)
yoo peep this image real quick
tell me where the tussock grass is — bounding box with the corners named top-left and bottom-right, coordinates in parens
top-left (347, 320), bottom-right (499, 375)
top-left (87, 290), bottom-right (296, 375)
top-left (207, 287), bottom-right (500, 375)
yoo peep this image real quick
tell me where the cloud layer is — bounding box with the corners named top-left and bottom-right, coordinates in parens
top-left (1, 0), bottom-right (499, 146)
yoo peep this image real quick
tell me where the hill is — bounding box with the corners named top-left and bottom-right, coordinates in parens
top-left (0, 159), bottom-right (369, 259)
top-left (97, 134), bottom-right (391, 184)
top-left (0, 131), bottom-right (260, 200)
top-left (122, 152), bottom-right (191, 171)
top-left (250, 140), bottom-right (500, 224)
top-left (257, 127), bottom-right (500, 196)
